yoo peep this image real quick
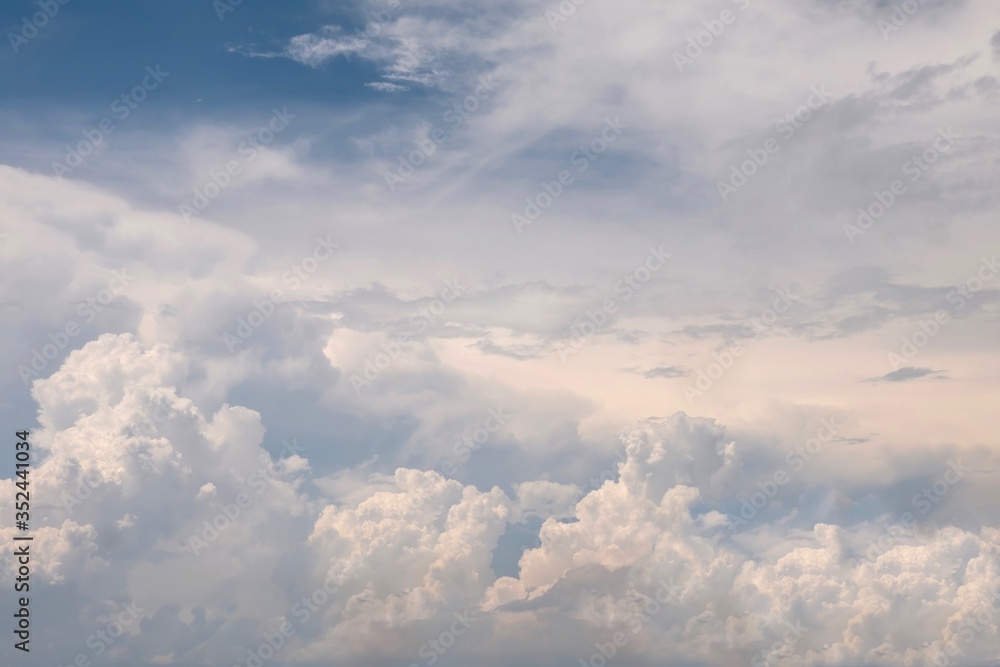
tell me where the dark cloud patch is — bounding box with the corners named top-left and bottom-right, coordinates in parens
top-left (864, 366), bottom-right (948, 383)
top-left (630, 365), bottom-right (690, 379)
top-left (471, 338), bottom-right (544, 360)
top-left (618, 365), bottom-right (690, 379)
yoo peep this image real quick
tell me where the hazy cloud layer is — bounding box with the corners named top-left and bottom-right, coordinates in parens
top-left (0, 0), bottom-right (998, 665)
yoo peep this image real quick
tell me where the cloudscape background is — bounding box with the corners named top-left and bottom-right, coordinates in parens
top-left (1, 0), bottom-right (999, 665)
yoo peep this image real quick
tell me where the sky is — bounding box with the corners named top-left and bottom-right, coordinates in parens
top-left (1, 0), bottom-right (999, 665)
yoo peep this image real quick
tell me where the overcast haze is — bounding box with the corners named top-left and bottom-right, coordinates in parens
top-left (1, 0), bottom-right (1000, 665)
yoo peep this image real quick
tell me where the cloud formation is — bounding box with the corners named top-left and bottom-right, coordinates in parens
top-left (1, 0), bottom-right (999, 664)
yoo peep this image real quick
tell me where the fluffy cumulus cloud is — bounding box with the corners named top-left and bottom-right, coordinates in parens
top-left (2, 336), bottom-right (998, 665)
top-left (1, 333), bottom-right (314, 663)
top-left (1, 0), bottom-right (999, 664)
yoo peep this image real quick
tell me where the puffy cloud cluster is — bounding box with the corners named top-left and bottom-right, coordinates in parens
top-left (3, 334), bottom-right (998, 666)
top-left (491, 416), bottom-right (1000, 666)
top-left (1, 333), bottom-right (312, 664)
top-left (1, 0), bottom-right (999, 663)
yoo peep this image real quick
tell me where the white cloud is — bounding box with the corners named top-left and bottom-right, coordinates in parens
top-left (285, 26), bottom-right (368, 67)
top-left (3, 0), bottom-right (1000, 663)
top-left (5, 340), bottom-right (998, 666)
top-left (366, 81), bottom-right (411, 93)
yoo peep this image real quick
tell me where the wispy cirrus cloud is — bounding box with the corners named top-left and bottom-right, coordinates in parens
top-left (227, 26), bottom-right (367, 67)
top-left (286, 26), bottom-right (368, 66)
top-left (230, 24), bottom-right (451, 88)
top-left (365, 81), bottom-right (410, 93)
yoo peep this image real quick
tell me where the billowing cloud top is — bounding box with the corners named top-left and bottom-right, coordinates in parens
top-left (0, 0), bottom-right (999, 665)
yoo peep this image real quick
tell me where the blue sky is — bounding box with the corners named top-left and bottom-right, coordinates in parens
top-left (1, 0), bottom-right (1000, 665)
top-left (0, 1), bottom-right (372, 105)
